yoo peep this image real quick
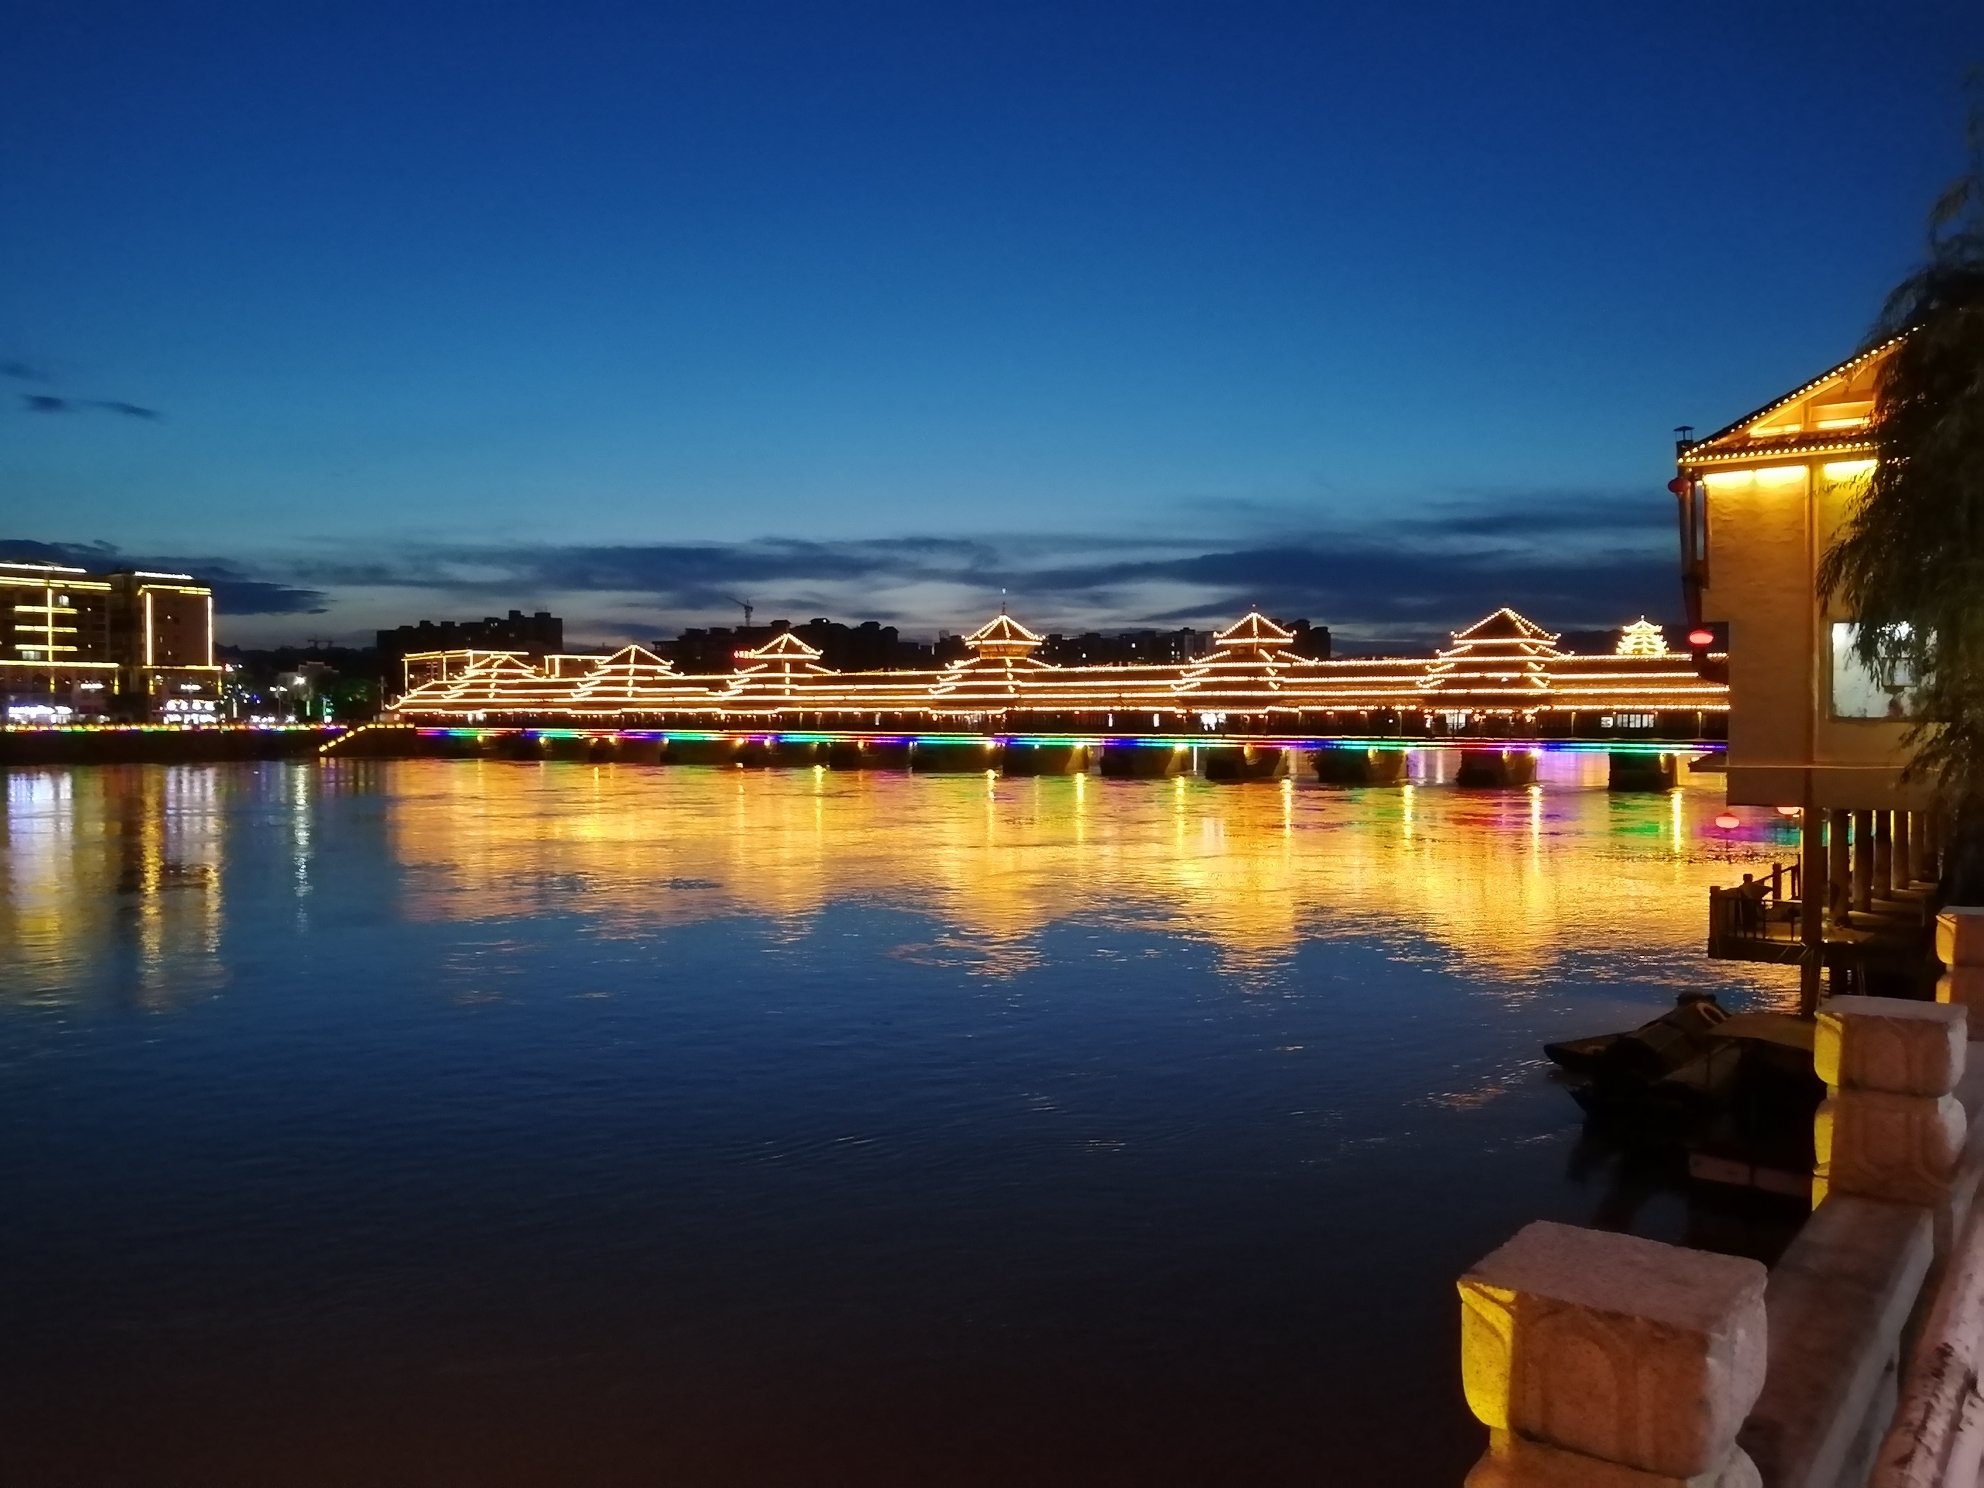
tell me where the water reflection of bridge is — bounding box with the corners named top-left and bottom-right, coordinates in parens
top-left (1, 752), bottom-right (1790, 1002)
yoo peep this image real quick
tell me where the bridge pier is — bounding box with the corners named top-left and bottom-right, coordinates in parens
top-left (769, 741), bottom-right (821, 768)
top-left (1003, 743), bottom-right (1088, 776)
top-left (1607, 750), bottom-right (1679, 791)
top-left (423, 730), bottom-right (490, 759)
top-left (611, 734), bottom-right (664, 765)
top-left (492, 731), bottom-right (543, 762)
top-left (1199, 744), bottom-right (1285, 783)
top-left (911, 740), bottom-right (1003, 773)
top-left (1099, 743), bottom-right (1190, 778)
top-left (665, 737), bottom-right (742, 767)
top-left (826, 739), bottom-right (911, 770)
top-left (1312, 746), bottom-right (1407, 786)
top-left (1455, 748), bottom-right (1536, 788)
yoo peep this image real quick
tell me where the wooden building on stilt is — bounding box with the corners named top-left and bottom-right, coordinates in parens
top-left (1676, 339), bottom-right (1941, 1000)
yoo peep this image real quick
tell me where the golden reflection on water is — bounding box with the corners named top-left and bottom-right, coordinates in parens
top-left (380, 755), bottom-right (1797, 1000)
top-left (3, 766), bottom-right (228, 1006)
top-left (0, 758), bottom-right (1803, 1006)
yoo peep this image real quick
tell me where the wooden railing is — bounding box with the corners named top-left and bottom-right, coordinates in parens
top-left (1708, 860), bottom-right (1803, 959)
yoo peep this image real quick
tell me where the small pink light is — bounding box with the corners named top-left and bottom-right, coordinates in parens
top-left (1688, 629), bottom-right (1715, 648)
top-left (1776, 805), bottom-right (1801, 817)
top-left (1715, 813), bottom-right (1740, 830)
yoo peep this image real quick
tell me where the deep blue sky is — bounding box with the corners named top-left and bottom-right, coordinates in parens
top-left (4, 1), bottom-right (1980, 646)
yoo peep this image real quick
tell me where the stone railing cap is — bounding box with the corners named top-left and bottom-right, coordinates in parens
top-left (1817, 997), bottom-right (1967, 1095)
top-left (1822, 996), bottom-right (1970, 1023)
top-left (1464, 1219), bottom-right (1766, 1327)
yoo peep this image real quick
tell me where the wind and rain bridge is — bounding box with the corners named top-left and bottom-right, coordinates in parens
top-left (369, 605), bottom-right (1729, 789)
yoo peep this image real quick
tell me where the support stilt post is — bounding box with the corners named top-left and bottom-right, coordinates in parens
top-left (1853, 810), bottom-right (1875, 915)
top-left (1802, 803), bottom-right (1825, 1016)
top-left (1828, 808), bottom-right (1851, 926)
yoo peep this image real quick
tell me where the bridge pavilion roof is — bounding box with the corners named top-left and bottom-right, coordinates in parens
top-left (1167, 609), bottom-right (1306, 705)
top-left (723, 630), bottom-right (836, 702)
top-left (1416, 608), bottom-right (1560, 706)
top-left (567, 645), bottom-right (712, 711)
top-left (928, 611), bottom-right (1054, 705)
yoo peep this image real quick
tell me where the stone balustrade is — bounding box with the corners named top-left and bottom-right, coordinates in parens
top-left (1462, 991), bottom-right (1984, 1488)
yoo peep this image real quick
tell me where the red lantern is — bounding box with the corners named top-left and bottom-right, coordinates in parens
top-left (1714, 813), bottom-right (1740, 830)
top-left (1688, 628), bottom-right (1715, 648)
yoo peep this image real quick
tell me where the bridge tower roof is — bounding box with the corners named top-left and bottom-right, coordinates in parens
top-left (1418, 609), bottom-right (1561, 700)
top-left (961, 611), bottom-right (1044, 661)
top-left (738, 630), bottom-right (824, 663)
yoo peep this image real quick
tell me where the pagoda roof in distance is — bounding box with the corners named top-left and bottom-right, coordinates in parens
top-left (1211, 610), bottom-right (1295, 651)
top-left (739, 631), bottom-right (825, 662)
top-left (961, 612), bottom-right (1045, 661)
top-left (1445, 608), bottom-right (1560, 650)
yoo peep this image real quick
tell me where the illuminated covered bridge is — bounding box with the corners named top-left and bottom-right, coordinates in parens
top-left (368, 607), bottom-right (1728, 785)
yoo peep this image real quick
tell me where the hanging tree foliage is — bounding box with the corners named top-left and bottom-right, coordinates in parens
top-left (1818, 90), bottom-right (1984, 814)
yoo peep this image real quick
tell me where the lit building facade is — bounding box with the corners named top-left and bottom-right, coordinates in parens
top-left (1, 560), bottom-right (221, 723)
top-left (1675, 340), bottom-right (1907, 810)
top-left (386, 606), bottom-right (1727, 741)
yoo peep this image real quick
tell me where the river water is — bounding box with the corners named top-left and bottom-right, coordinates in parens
top-left (1, 757), bottom-right (1801, 1487)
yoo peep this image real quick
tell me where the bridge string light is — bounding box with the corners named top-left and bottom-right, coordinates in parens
top-left (388, 607), bottom-right (1729, 741)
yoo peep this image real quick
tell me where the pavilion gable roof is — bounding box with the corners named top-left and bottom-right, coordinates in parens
top-left (738, 631), bottom-right (825, 663)
top-left (1680, 337), bottom-right (1898, 468)
top-left (1448, 607), bottom-right (1559, 648)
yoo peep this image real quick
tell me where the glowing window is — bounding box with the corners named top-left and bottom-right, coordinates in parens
top-left (1831, 622), bottom-right (1918, 720)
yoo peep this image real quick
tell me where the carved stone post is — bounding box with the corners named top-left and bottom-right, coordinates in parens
top-left (1459, 1221), bottom-right (1767, 1487)
top-left (1813, 997), bottom-right (1967, 1211)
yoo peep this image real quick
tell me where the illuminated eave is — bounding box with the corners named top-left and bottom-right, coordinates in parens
top-left (1679, 434), bottom-right (1877, 469)
top-left (1680, 336), bottom-right (1901, 466)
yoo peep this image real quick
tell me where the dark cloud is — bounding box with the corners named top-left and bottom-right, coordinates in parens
top-left (1006, 541), bottom-right (1679, 637)
top-left (285, 522), bottom-right (1679, 645)
top-left (0, 539), bottom-right (326, 616)
top-left (10, 486), bottom-right (1684, 643)
top-left (202, 577), bottom-right (327, 615)
top-left (18, 393), bottom-right (161, 418)
top-left (2, 359), bottom-right (50, 382)
top-left (293, 536), bottom-right (1007, 614)
top-left (1435, 502), bottom-right (1671, 538)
